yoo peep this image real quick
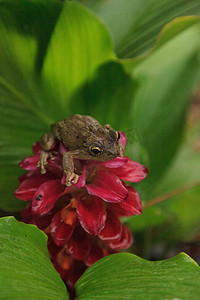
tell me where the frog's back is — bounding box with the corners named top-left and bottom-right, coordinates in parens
top-left (51, 114), bottom-right (101, 150)
top-left (66, 114), bottom-right (100, 128)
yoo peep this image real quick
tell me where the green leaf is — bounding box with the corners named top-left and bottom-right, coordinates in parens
top-left (68, 61), bottom-right (136, 130)
top-left (77, 0), bottom-right (151, 56)
top-left (156, 16), bottom-right (200, 48)
top-left (127, 19), bottom-right (200, 197)
top-left (127, 130), bottom-right (200, 251)
top-left (151, 127), bottom-right (200, 198)
top-left (42, 1), bottom-right (116, 103)
top-left (0, 217), bottom-right (68, 299)
top-left (127, 91), bottom-right (200, 247)
top-left (127, 205), bottom-right (171, 233)
top-left (0, 0), bottom-right (61, 211)
top-left (0, 167), bottom-right (26, 212)
top-left (160, 185), bottom-right (200, 242)
top-left (147, 122), bottom-right (200, 242)
top-left (122, 16), bottom-right (200, 71)
top-left (78, 0), bottom-right (200, 58)
top-left (0, 0), bottom-right (62, 72)
top-left (0, 0), bottom-right (116, 211)
top-left (130, 186), bottom-right (200, 258)
top-left (76, 252), bottom-right (200, 300)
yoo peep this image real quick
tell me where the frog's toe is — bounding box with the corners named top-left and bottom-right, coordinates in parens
top-left (41, 168), bottom-right (46, 174)
top-left (65, 171), bottom-right (73, 186)
top-left (65, 171), bottom-right (79, 186)
top-left (37, 150), bottom-right (50, 174)
top-left (39, 162), bottom-right (47, 174)
top-left (72, 174), bottom-right (79, 184)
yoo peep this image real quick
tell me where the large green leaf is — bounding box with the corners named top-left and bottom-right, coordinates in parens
top-left (127, 18), bottom-right (200, 198)
top-left (77, 0), bottom-right (200, 58)
top-left (42, 1), bottom-right (115, 103)
top-left (150, 125), bottom-right (200, 198)
top-left (0, 217), bottom-right (68, 299)
top-left (127, 122), bottom-right (200, 255)
top-left (68, 61), bottom-right (136, 130)
top-left (76, 252), bottom-right (200, 299)
top-left (0, 0), bottom-right (62, 72)
top-left (0, 0), bottom-right (116, 211)
top-left (149, 124), bottom-right (200, 242)
top-left (0, 0), bottom-right (63, 210)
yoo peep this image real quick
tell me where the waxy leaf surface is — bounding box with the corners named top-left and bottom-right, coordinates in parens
top-left (0, 217), bottom-right (68, 299)
top-left (76, 252), bottom-right (200, 300)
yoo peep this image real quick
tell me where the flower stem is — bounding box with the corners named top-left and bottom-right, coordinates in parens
top-left (144, 180), bottom-right (200, 209)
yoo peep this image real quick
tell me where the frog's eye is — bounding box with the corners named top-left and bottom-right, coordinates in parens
top-left (90, 146), bottom-right (103, 155)
top-left (116, 131), bottom-right (120, 141)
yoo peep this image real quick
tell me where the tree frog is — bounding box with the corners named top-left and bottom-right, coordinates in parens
top-left (37, 114), bottom-right (124, 186)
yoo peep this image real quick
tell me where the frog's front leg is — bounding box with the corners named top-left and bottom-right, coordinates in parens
top-left (37, 132), bottom-right (56, 174)
top-left (63, 150), bottom-right (80, 186)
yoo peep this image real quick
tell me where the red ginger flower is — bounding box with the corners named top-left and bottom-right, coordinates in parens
top-left (15, 132), bottom-right (148, 289)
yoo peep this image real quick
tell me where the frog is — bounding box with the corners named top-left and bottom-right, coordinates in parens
top-left (37, 114), bottom-right (124, 186)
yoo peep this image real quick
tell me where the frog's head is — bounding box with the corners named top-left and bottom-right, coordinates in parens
top-left (85, 129), bottom-right (123, 161)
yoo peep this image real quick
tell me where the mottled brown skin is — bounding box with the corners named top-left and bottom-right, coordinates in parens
top-left (37, 114), bottom-right (124, 186)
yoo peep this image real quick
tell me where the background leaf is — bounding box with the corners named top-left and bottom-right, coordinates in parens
top-left (126, 19), bottom-right (200, 198)
top-left (68, 61), bottom-right (137, 130)
top-left (0, 0), bottom-right (62, 72)
top-left (0, 0), bottom-right (116, 211)
top-left (0, 216), bottom-right (68, 299)
top-left (159, 186), bottom-right (200, 243)
top-left (150, 123), bottom-right (200, 198)
top-left (42, 1), bottom-right (115, 102)
top-left (129, 185), bottom-right (200, 260)
top-left (0, 0), bottom-right (62, 211)
top-left (77, 0), bottom-right (200, 58)
top-left (127, 100), bottom-right (200, 259)
top-left (76, 252), bottom-right (200, 300)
